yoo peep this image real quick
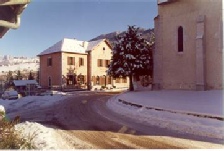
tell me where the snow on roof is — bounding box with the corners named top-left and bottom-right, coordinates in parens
top-left (38, 38), bottom-right (87, 56)
top-left (38, 38), bottom-right (107, 56)
top-left (13, 80), bottom-right (38, 86)
top-left (61, 39), bottom-right (87, 54)
top-left (86, 39), bottom-right (105, 51)
top-left (38, 40), bottom-right (63, 56)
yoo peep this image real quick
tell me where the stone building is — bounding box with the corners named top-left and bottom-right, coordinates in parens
top-left (153, 0), bottom-right (223, 90)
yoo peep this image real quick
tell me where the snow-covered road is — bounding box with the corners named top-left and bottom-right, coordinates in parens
top-left (0, 91), bottom-right (224, 149)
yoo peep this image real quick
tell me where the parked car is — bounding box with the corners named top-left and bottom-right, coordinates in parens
top-left (1, 90), bottom-right (18, 100)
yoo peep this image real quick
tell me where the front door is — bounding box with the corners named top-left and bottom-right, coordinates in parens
top-left (67, 75), bottom-right (77, 85)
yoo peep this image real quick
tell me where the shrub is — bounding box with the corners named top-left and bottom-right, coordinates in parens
top-left (0, 117), bottom-right (35, 149)
top-left (101, 86), bottom-right (106, 89)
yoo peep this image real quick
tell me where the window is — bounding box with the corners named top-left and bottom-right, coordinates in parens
top-left (108, 76), bottom-right (112, 84)
top-left (105, 60), bottom-right (110, 67)
top-left (103, 47), bottom-right (105, 50)
top-left (122, 77), bottom-right (127, 83)
top-left (47, 57), bottom-right (52, 66)
top-left (67, 75), bottom-right (75, 85)
top-left (178, 26), bottom-right (184, 52)
top-left (116, 78), bottom-right (120, 83)
top-left (98, 59), bottom-right (103, 67)
top-left (48, 77), bottom-right (51, 87)
top-left (96, 76), bottom-right (100, 85)
top-left (79, 57), bottom-right (84, 66)
top-left (67, 57), bottom-right (75, 65)
top-left (77, 75), bottom-right (85, 84)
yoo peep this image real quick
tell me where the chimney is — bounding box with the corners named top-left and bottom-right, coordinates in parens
top-left (82, 41), bottom-right (88, 48)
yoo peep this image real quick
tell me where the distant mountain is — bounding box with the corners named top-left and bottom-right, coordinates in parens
top-left (89, 28), bottom-right (154, 46)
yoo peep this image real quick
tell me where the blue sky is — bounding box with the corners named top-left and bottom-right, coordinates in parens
top-left (0, 0), bottom-right (157, 57)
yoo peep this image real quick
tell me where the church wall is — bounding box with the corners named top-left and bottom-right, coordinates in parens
top-left (154, 0), bottom-right (223, 90)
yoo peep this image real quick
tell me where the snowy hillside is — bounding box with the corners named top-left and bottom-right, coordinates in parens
top-left (0, 55), bottom-right (39, 74)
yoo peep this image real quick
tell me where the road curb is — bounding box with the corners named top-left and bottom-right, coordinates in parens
top-left (117, 98), bottom-right (224, 121)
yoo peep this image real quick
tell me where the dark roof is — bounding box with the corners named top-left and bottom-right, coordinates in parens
top-left (13, 80), bottom-right (38, 86)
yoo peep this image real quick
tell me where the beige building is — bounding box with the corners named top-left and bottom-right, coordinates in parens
top-left (38, 38), bottom-right (129, 90)
top-left (153, 0), bottom-right (223, 90)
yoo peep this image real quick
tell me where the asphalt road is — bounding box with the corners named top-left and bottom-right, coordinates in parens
top-left (8, 91), bottom-right (224, 149)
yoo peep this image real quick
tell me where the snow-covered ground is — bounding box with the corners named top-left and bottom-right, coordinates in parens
top-left (0, 91), bottom-right (71, 149)
top-left (0, 91), bottom-right (67, 112)
top-left (106, 90), bottom-right (224, 141)
top-left (15, 121), bottom-right (70, 149)
top-left (114, 90), bottom-right (223, 117)
top-left (0, 90), bottom-right (224, 149)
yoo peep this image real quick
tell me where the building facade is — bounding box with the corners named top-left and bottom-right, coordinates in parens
top-left (153, 0), bottom-right (223, 90)
top-left (38, 38), bottom-right (129, 90)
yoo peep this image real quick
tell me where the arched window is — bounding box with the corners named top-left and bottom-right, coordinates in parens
top-left (78, 75), bottom-right (84, 84)
top-left (96, 76), bottom-right (100, 85)
top-left (178, 26), bottom-right (184, 52)
top-left (108, 76), bottom-right (112, 84)
top-left (48, 77), bottom-right (52, 88)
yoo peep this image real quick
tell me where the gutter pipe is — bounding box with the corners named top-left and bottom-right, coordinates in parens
top-left (0, 0), bottom-right (30, 29)
top-left (0, 0), bottom-right (30, 6)
top-left (0, 15), bottom-right (21, 29)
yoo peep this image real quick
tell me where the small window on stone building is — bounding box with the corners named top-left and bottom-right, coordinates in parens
top-left (122, 77), bottom-right (127, 83)
top-left (67, 57), bottom-right (75, 65)
top-left (96, 76), bottom-right (100, 85)
top-left (98, 59), bottom-right (103, 67)
top-left (78, 75), bottom-right (84, 84)
top-left (178, 26), bottom-right (184, 52)
top-left (115, 78), bottom-right (120, 83)
top-left (79, 57), bottom-right (84, 66)
top-left (47, 57), bottom-right (52, 66)
top-left (105, 60), bottom-right (110, 67)
top-left (108, 76), bottom-right (112, 84)
top-left (48, 77), bottom-right (51, 87)
top-left (103, 47), bottom-right (105, 50)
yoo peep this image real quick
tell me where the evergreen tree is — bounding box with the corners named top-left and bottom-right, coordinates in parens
top-left (107, 25), bottom-right (153, 91)
top-left (36, 70), bottom-right (40, 83)
top-left (5, 71), bottom-right (14, 88)
top-left (16, 70), bottom-right (22, 80)
top-left (28, 71), bottom-right (34, 80)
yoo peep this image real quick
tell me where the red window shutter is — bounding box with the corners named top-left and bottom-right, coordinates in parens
top-left (98, 59), bottom-right (100, 67)
top-left (92, 76), bottom-right (96, 85)
top-left (84, 75), bottom-right (86, 84)
top-left (101, 76), bottom-right (104, 85)
top-left (108, 60), bottom-right (110, 67)
top-left (73, 57), bottom-right (75, 65)
top-left (82, 58), bottom-right (84, 66)
top-left (107, 76), bottom-right (112, 84)
top-left (67, 57), bottom-right (70, 65)
top-left (104, 60), bottom-right (106, 67)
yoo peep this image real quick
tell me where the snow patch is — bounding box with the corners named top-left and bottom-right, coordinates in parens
top-left (106, 91), bottom-right (224, 140)
top-left (15, 121), bottom-right (69, 149)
